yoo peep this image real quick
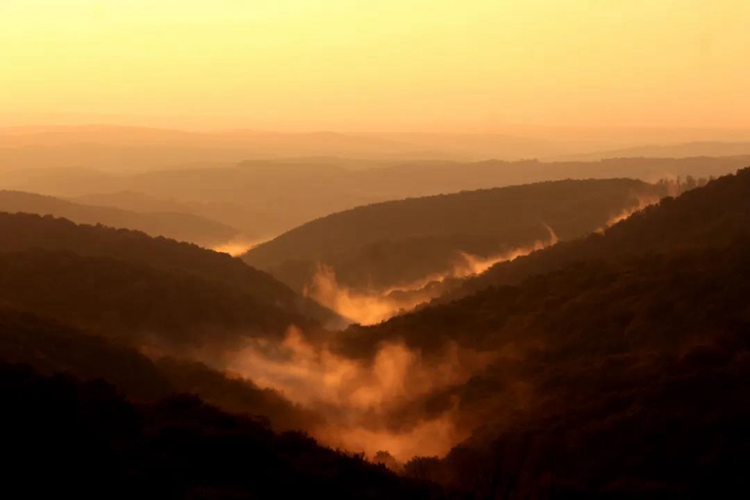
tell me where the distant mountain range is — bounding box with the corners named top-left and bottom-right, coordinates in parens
top-left (562, 140), bottom-right (750, 161)
top-left (0, 190), bottom-right (238, 247)
top-left (4, 125), bottom-right (750, 167)
top-left (3, 154), bottom-right (748, 239)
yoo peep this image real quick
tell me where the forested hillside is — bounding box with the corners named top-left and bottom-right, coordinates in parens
top-left (0, 308), bottom-right (318, 432)
top-left (245, 178), bottom-right (668, 292)
top-left (2, 361), bottom-right (439, 499)
top-left (397, 244), bottom-right (750, 496)
top-left (446, 166), bottom-right (750, 301)
top-left (0, 212), bottom-right (337, 325)
top-left (322, 170), bottom-right (750, 496)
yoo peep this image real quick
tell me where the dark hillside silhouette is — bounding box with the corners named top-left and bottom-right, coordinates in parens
top-left (1, 362), bottom-right (440, 499)
top-left (0, 212), bottom-right (337, 325)
top-left (0, 249), bottom-right (314, 349)
top-left (0, 308), bottom-right (318, 432)
top-left (339, 242), bottom-right (750, 496)
top-left (324, 170), bottom-right (750, 496)
top-left (403, 249), bottom-right (750, 497)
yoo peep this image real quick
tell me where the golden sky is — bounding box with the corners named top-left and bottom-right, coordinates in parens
top-left (1, 0), bottom-right (749, 131)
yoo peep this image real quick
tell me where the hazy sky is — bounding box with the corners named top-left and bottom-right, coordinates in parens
top-left (2, 1), bottom-right (749, 132)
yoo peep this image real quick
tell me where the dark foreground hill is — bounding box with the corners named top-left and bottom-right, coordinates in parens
top-left (0, 190), bottom-right (237, 247)
top-left (328, 170), bottom-right (750, 496)
top-left (397, 244), bottom-right (750, 497)
top-left (2, 362), bottom-right (440, 500)
top-left (0, 308), bottom-right (316, 432)
top-left (244, 178), bottom-right (669, 292)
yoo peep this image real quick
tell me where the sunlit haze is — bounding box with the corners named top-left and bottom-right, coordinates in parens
top-left (2, 1), bottom-right (750, 495)
top-left (2, 0), bottom-right (750, 131)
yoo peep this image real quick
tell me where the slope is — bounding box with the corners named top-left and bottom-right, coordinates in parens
top-left (1, 362), bottom-right (439, 499)
top-left (399, 242), bottom-right (750, 497)
top-left (0, 212), bottom-right (338, 326)
top-left (3, 155), bottom-right (746, 240)
top-left (324, 170), bottom-right (750, 496)
top-left (244, 178), bottom-right (669, 294)
top-left (0, 189), bottom-right (238, 247)
top-left (448, 166), bottom-right (750, 301)
top-left (0, 307), bottom-right (318, 432)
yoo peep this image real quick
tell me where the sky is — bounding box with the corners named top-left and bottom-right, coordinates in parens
top-left (1, 0), bottom-right (749, 132)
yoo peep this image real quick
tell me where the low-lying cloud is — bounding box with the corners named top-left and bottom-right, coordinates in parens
top-left (305, 225), bottom-right (560, 326)
top-left (226, 325), bottom-right (492, 461)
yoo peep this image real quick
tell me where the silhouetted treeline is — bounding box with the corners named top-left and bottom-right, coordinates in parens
top-left (2, 362), bottom-right (441, 499)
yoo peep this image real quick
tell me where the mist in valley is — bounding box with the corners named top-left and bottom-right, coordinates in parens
top-left (3, 1), bottom-right (750, 498)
